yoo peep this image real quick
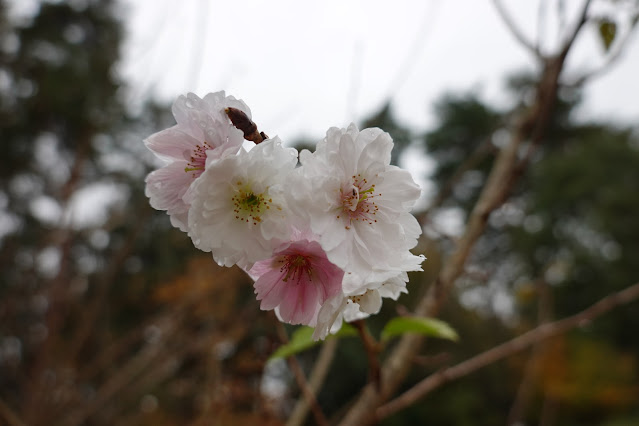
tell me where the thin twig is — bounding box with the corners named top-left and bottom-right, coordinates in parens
top-left (65, 318), bottom-right (179, 426)
top-left (338, 107), bottom-right (529, 426)
top-left (417, 136), bottom-right (496, 220)
top-left (507, 279), bottom-right (552, 425)
top-left (377, 281), bottom-right (639, 419)
top-left (559, 0), bottom-right (592, 58)
top-left (23, 133), bottom-right (91, 423)
top-left (67, 207), bottom-right (150, 362)
top-left (353, 320), bottom-right (382, 392)
top-left (565, 15), bottom-right (639, 87)
top-left (287, 338), bottom-right (338, 426)
top-left (492, 0), bottom-right (543, 59)
top-left (536, 0), bottom-right (548, 55)
top-left (338, 13), bottom-right (592, 423)
top-left (276, 323), bottom-right (329, 426)
top-left (0, 398), bottom-right (27, 426)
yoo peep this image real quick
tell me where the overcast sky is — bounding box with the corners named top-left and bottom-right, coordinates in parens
top-left (120, 0), bottom-right (639, 144)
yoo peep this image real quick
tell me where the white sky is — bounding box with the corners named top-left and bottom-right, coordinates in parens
top-left (119, 0), bottom-right (639, 144)
top-left (4, 0), bottom-right (638, 235)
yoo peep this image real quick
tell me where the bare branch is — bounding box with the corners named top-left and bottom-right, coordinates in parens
top-left (339, 106), bottom-right (530, 426)
top-left (378, 281), bottom-right (639, 419)
top-left (507, 279), bottom-right (552, 425)
top-left (565, 16), bottom-right (639, 87)
top-left (287, 338), bottom-right (338, 426)
top-left (416, 136), bottom-right (497, 220)
top-left (276, 323), bottom-right (329, 426)
top-left (559, 0), bottom-right (592, 58)
top-left (338, 37), bottom-right (591, 425)
top-left (67, 207), bottom-right (149, 361)
top-left (492, 0), bottom-right (543, 59)
top-left (0, 398), bottom-right (27, 426)
top-left (354, 320), bottom-right (382, 391)
top-left (536, 0), bottom-right (548, 55)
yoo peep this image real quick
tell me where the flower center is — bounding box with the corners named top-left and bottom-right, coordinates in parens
top-left (276, 254), bottom-right (313, 283)
top-left (184, 141), bottom-right (212, 178)
top-left (231, 182), bottom-right (272, 225)
top-left (337, 174), bottom-right (380, 228)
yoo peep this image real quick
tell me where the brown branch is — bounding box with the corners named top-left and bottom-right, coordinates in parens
top-left (492, 0), bottom-right (543, 59)
top-left (507, 279), bottom-right (552, 425)
top-left (98, 329), bottom-right (218, 425)
top-left (286, 338), bottom-right (338, 426)
top-left (377, 281), bottom-right (639, 419)
top-left (353, 320), bottom-right (382, 392)
top-left (64, 322), bottom-right (175, 426)
top-left (67, 207), bottom-right (149, 362)
top-left (338, 13), bottom-right (591, 423)
top-left (559, 0), bottom-right (592, 58)
top-left (0, 398), bottom-right (27, 426)
top-left (23, 132), bottom-right (92, 424)
top-left (535, 0), bottom-right (548, 54)
top-left (417, 136), bottom-right (496, 220)
top-left (565, 15), bottom-right (639, 87)
top-left (78, 266), bottom-right (239, 381)
top-left (276, 323), bottom-right (329, 426)
top-left (338, 107), bottom-right (530, 426)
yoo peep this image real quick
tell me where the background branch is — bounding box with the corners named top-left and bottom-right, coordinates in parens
top-left (338, 8), bottom-right (590, 423)
top-left (565, 16), bottom-right (639, 87)
top-left (0, 398), bottom-right (27, 426)
top-left (354, 320), bottom-right (382, 391)
top-left (377, 280), bottom-right (639, 419)
top-left (507, 279), bottom-right (552, 425)
top-left (286, 338), bottom-right (338, 426)
top-left (276, 323), bottom-right (329, 426)
top-left (417, 135), bottom-right (496, 219)
top-left (559, 0), bottom-right (591, 57)
top-left (492, 0), bottom-right (543, 59)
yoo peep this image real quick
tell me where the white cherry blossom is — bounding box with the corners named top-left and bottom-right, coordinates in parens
top-left (187, 138), bottom-right (298, 267)
top-left (290, 123), bottom-right (425, 292)
top-left (144, 92), bottom-right (249, 231)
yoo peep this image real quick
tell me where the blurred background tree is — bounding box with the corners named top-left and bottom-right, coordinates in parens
top-left (1, 0), bottom-right (638, 425)
top-left (0, 1), bottom-right (283, 424)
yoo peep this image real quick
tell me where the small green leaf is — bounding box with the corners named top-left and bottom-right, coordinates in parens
top-left (269, 327), bottom-right (316, 361)
top-left (268, 324), bottom-right (358, 361)
top-left (598, 20), bottom-right (617, 52)
top-left (381, 317), bottom-right (459, 342)
top-left (334, 323), bottom-right (358, 338)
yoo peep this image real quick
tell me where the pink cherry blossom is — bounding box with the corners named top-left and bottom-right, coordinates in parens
top-left (249, 238), bottom-right (344, 326)
top-left (144, 92), bottom-right (250, 231)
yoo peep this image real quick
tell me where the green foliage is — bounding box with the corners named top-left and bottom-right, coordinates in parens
top-left (268, 324), bottom-right (357, 361)
top-left (380, 316), bottom-right (458, 342)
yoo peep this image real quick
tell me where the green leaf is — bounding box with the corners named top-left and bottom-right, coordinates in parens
top-left (334, 323), bottom-right (359, 338)
top-left (268, 324), bottom-right (357, 361)
top-left (598, 20), bottom-right (617, 52)
top-left (381, 317), bottom-right (459, 342)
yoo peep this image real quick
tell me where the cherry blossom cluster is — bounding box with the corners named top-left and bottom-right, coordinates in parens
top-left (145, 92), bottom-right (425, 340)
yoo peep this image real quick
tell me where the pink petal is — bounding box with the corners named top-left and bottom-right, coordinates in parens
top-left (254, 267), bottom-right (289, 310)
top-left (278, 276), bottom-right (319, 325)
top-left (249, 239), bottom-right (344, 327)
top-left (145, 127), bottom-right (202, 162)
top-left (145, 162), bottom-right (195, 231)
